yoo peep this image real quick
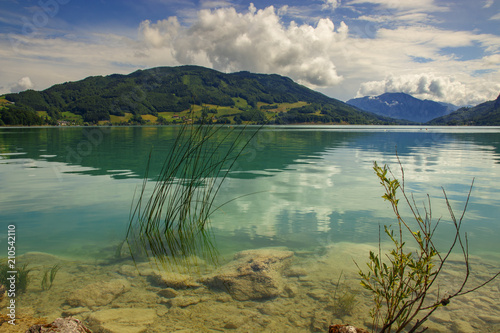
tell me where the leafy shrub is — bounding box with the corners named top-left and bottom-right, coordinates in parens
top-left (356, 161), bottom-right (500, 332)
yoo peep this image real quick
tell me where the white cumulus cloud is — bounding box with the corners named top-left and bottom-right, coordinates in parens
top-left (322, 0), bottom-right (341, 11)
top-left (10, 76), bottom-right (34, 93)
top-left (138, 5), bottom-right (346, 87)
top-left (357, 74), bottom-right (500, 106)
top-left (1, 2), bottom-right (498, 106)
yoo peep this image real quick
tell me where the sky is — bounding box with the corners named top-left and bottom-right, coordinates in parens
top-left (0, 0), bottom-right (499, 106)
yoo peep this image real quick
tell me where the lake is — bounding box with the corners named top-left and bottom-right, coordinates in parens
top-left (1, 125), bottom-right (499, 332)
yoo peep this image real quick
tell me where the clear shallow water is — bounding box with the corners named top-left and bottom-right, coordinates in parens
top-left (1, 125), bottom-right (500, 332)
top-left (1, 125), bottom-right (500, 259)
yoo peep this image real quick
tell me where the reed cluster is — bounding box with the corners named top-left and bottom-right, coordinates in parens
top-left (124, 120), bottom-right (259, 269)
top-left (0, 260), bottom-right (31, 294)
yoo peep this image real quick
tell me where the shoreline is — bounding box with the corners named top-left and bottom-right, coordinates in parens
top-left (3, 123), bottom-right (500, 128)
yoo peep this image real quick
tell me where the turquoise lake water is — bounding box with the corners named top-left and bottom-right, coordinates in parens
top-left (1, 125), bottom-right (500, 261)
top-left (1, 125), bottom-right (500, 332)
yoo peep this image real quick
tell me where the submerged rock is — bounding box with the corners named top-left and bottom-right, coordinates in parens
top-left (200, 248), bottom-right (294, 301)
top-left (167, 296), bottom-right (200, 308)
top-left (285, 267), bottom-right (308, 277)
top-left (26, 317), bottom-right (91, 333)
top-left (87, 308), bottom-right (156, 333)
top-left (61, 307), bottom-right (90, 317)
top-left (149, 271), bottom-right (201, 289)
top-left (307, 288), bottom-right (329, 302)
top-left (66, 279), bottom-right (130, 309)
top-left (157, 288), bottom-right (179, 299)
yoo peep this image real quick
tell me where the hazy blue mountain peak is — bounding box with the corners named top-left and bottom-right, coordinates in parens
top-left (347, 92), bottom-right (456, 123)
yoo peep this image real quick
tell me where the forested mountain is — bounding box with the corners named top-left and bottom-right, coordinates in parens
top-left (3, 65), bottom-right (397, 125)
top-left (0, 102), bottom-right (45, 126)
top-left (347, 92), bottom-right (457, 123)
top-left (428, 94), bottom-right (500, 125)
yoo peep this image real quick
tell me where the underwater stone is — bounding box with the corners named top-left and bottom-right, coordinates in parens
top-left (284, 284), bottom-right (298, 297)
top-left (61, 307), bottom-right (90, 317)
top-left (285, 267), bottom-right (308, 277)
top-left (26, 317), bottom-right (91, 333)
top-left (87, 308), bottom-right (156, 333)
top-left (66, 279), bottom-right (130, 308)
top-left (149, 271), bottom-right (201, 289)
top-left (223, 322), bottom-right (239, 329)
top-left (306, 288), bottom-right (329, 302)
top-left (258, 303), bottom-right (283, 316)
top-left (223, 316), bottom-right (247, 330)
top-left (215, 294), bottom-right (233, 303)
top-left (167, 296), bottom-right (200, 308)
top-left (312, 315), bottom-right (330, 332)
top-left (157, 288), bottom-right (178, 299)
top-left (200, 248), bottom-right (294, 301)
top-left (288, 315), bottom-right (310, 328)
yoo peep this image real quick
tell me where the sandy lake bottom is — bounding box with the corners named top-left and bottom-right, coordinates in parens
top-left (1, 242), bottom-right (499, 333)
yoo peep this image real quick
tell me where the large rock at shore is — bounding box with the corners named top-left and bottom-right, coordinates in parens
top-left (87, 308), bottom-right (156, 333)
top-left (26, 317), bottom-right (91, 333)
top-left (66, 279), bottom-right (130, 309)
top-left (200, 248), bottom-right (294, 301)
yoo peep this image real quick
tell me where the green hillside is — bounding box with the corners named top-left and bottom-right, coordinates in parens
top-left (3, 65), bottom-right (397, 126)
top-left (0, 95), bottom-right (47, 126)
top-left (427, 94), bottom-right (500, 125)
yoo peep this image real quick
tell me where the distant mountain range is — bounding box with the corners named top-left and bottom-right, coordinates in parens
top-left (2, 65), bottom-right (397, 126)
top-left (347, 92), bottom-right (459, 123)
top-left (428, 93), bottom-right (500, 125)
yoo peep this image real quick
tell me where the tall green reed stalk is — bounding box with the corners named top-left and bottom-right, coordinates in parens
top-left (123, 118), bottom-right (260, 270)
top-left (41, 263), bottom-right (61, 291)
